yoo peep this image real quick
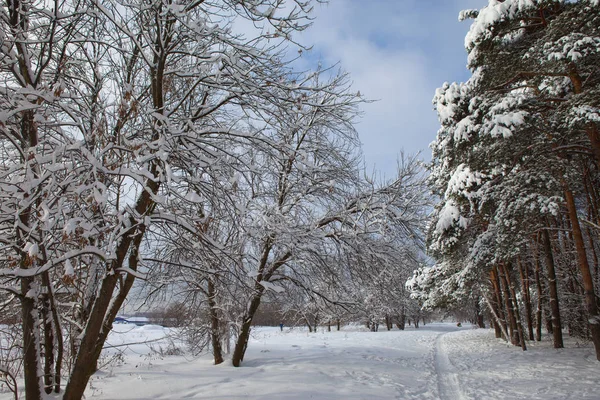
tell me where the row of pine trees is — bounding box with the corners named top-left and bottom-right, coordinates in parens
top-left (413, 0), bottom-right (600, 361)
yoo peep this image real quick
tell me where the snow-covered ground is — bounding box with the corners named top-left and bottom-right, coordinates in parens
top-left (2, 323), bottom-right (599, 399)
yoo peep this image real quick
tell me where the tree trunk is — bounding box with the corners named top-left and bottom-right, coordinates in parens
top-left (232, 289), bottom-right (264, 367)
top-left (568, 63), bottom-right (600, 169)
top-left (492, 318), bottom-right (502, 338)
top-left (306, 318), bottom-right (314, 332)
top-left (490, 267), bottom-right (508, 340)
top-left (39, 269), bottom-right (63, 394)
top-left (396, 309), bottom-right (406, 331)
top-left (208, 279), bottom-right (224, 365)
top-left (517, 259), bottom-right (535, 341)
top-left (498, 265), bottom-right (519, 346)
top-left (534, 245), bottom-right (544, 342)
top-left (337, 319), bottom-right (341, 331)
top-left (483, 291), bottom-right (509, 340)
top-left (542, 229), bottom-right (564, 348)
top-left (477, 311), bottom-right (485, 329)
top-left (564, 187), bottom-right (600, 360)
top-left (21, 276), bottom-right (42, 400)
top-left (502, 263), bottom-right (527, 351)
top-left (64, 218), bottom-right (151, 399)
top-left (474, 297), bottom-right (485, 328)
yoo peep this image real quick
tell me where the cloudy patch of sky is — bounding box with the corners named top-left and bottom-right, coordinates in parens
top-left (289, 0), bottom-right (485, 178)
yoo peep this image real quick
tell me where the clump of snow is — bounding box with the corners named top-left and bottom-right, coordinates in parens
top-left (433, 82), bottom-right (470, 124)
top-left (465, 0), bottom-right (539, 49)
top-left (258, 280), bottom-right (285, 293)
top-left (63, 259), bottom-right (75, 277)
top-left (544, 33), bottom-right (600, 62)
top-left (464, 0), bottom-right (558, 66)
top-left (24, 242), bottom-right (39, 258)
top-left (445, 164), bottom-right (485, 199)
top-left (571, 105), bottom-right (600, 125)
top-left (435, 199), bottom-right (469, 235)
top-left (459, 9), bottom-right (479, 21)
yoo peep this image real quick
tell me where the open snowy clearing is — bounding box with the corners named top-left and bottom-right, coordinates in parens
top-left (2, 323), bottom-right (599, 399)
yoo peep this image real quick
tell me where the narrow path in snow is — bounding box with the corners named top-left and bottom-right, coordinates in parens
top-left (434, 332), bottom-right (466, 400)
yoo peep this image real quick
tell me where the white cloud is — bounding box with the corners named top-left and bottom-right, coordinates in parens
top-left (232, 0), bottom-right (487, 178)
top-left (290, 0), bottom-right (486, 178)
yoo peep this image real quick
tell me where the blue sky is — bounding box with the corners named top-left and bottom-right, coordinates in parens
top-left (293, 0), bottom-right (485, 178)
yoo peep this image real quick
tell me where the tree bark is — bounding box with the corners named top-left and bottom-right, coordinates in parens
top-left (396, 308), bottom-right (406, 331)
top-left (499, 265), bottom-right (519, 346)
top-left (490, 267), bottom-right (508, 340)
top-left (564, 187), bottom-right (600, 360)
top-left (482, 291), bottom-right (509, 341)
top-left (517, 259), bottom-right (535, 341)
top-left (568, 64), bottom-right (600, 169)
top-left (533, 244), bottom-right (544, 342)
top-left (474, 297), bottom-right (486, 328)
top-left (35, 264), bottom-right (63, 395)
top-left (64, 205), bottom-right (152, 399)
top-left (21, 276), bottom-right (42, 400)
top-left (208, 278), bottom-right (224, 365)
top-left (502, 263), bottom-right (527, 351)
top-left (232, 288), bottom-right (264, 367)
top-left (542, 229), bottom-right (564, 348)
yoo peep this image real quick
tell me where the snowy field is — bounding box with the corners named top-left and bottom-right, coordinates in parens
top-left (2, 323), bottom-right (599, 399)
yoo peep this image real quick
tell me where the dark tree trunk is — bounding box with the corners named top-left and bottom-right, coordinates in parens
top-left (337, 319), bottom-right (341, 331)
top-left (534, 246), bottom-right (544, 342)
top-left (502, 263), bottom-right (527, 351)
top-left (396, 310), bottom-right (406, 331)
top-left (17, 108), bottom-right (43, 400)
top-left (474, 298), bottom-right (485, 328)
top-left (484, 290), bottom-right (508, 340)
top-left (477, 313), bottom-right (485, 329)
top-left (499, 265), bottom-right (519, 346)
top-left (64, 214), bottom-right (151, 399)
top-left (21, 276), bottom-right (42, 400)
top-left (41, 276), bottom-right (55, 394)
top-left (307, 318), bottom-right (314, 332)
top-left (231, 239), bottom-right (291, 367)
top-left (542, 229), bottom-right (564, 348)
top-left (232, 291), bottom-right (264, 367)
top-left (517, 259), bottom-right (535, 341)
top-left (490, 267), bottom-right (508, 339)
top-left (208, 279), bottom-right (224, 365)
top-left (492, 318), bottom-right (502, 338)
top-left (564, 187), bottom-right (600, 360)
top-left (369, 320), bottom-right (379, 332)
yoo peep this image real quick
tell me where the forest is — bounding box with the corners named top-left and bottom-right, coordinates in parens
top-left (1, 0), bottom-right (599, 399)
